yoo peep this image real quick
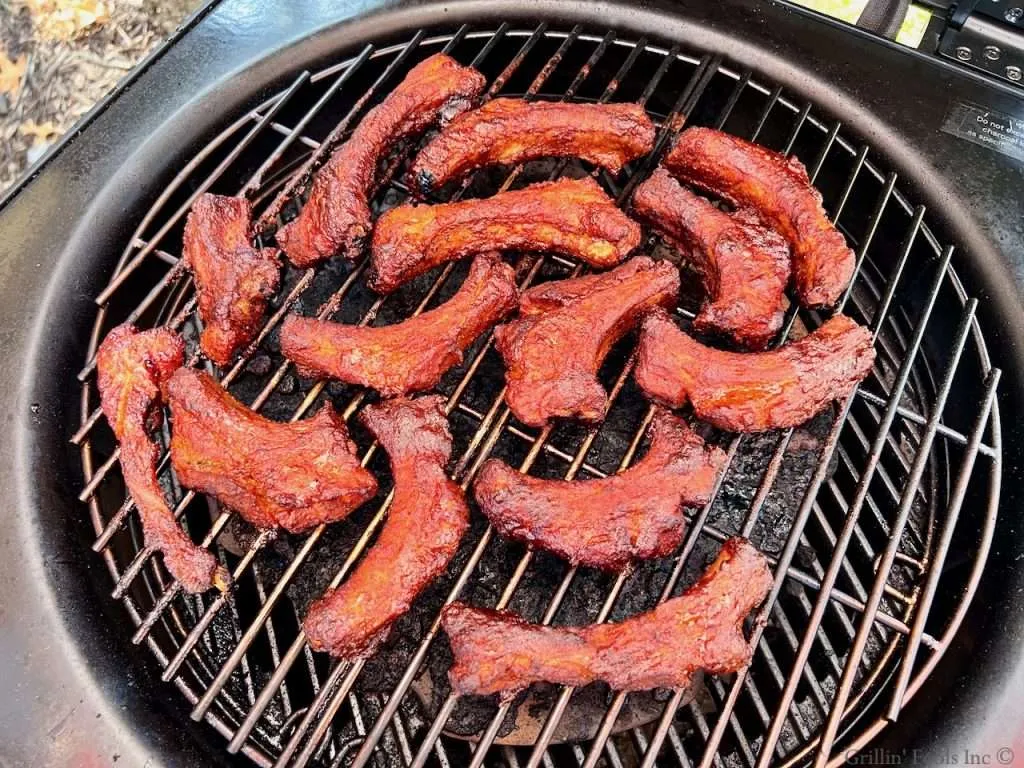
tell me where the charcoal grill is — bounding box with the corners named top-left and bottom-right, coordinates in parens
top-left (1, 1), bottom-right (1023, 767)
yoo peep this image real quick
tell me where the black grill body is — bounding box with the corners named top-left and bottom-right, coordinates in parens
top-left (0, 1), bottom-right (1023, 767)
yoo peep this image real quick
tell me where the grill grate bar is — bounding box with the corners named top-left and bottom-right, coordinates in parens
top-left (288, 663), bottom-right (366, 768)
top-left (887, 367), bottom-right (1001, 717)
top-left (243, 42), bottom-right (378, 197)
top-left (712, 678), bottom-right (760, 767)
top-left (831, 145), bottom-right (869, 226)
top-left (782, 102), bottom-right (812, 156)
top-left (455, 402), bottom-right (609, 475)
top-left (350, 51), bottom-right (722, 768)
top-left (73, 26), bottom-right (1002, 768)
top-left (696, 519), bottom-right (937, 644)
top-left (133, 528), bottom-right (275, 645)
top-left (839, 418), bottom-right (921, 520)
top-left (256, 28), bottom-right (427, 230)
top-left (91, 71), bottom-right (311, 309)
top-left (812, 299), bottom-right (979, 766)
top-left (714, 71), bottom-right (751, 131)
top-left (252, 563), bottom-right (297, 721)
top-left (641, 175), bottom-right (937, 768)
top-left (840, 286), bottom-right (936, 512)
top-left (751, 86), bottom-right (783, 142)
top-left (745, 245), bottom-right (956, 768)
top-left (856, 389), bottom-right (996, 457)
top-left (767, 602), bottom-right (828, 727)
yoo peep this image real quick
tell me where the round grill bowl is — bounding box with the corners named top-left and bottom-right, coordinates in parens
top-left (4, 2), bottom-right (1023, 768)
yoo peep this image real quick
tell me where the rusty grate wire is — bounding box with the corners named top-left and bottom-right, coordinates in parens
top-left (74, 24), bottom-right (1001, 768)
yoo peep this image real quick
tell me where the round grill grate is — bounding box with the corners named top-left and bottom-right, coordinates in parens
top-left (75, 25), bottom-right (1002, 768)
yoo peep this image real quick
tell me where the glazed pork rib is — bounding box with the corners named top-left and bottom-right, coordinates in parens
top-left (96, 325), bottom-right (222, 593)
top-left (304, 396), bottom-right (469, 658)
top-left (442, 537), bottom-right (772, 697)
top-left (633, 168), bottom-right (790, 349)
top-left (368, 177), bottom-right (640, 294)
top-left (167, 368), bottom-right (378, 533)
top-left (275, 53), bottom-right (486, 267)
top-left (280, 253), bottom-right (518, 397)
top-left (183, 193), bottom-right (281, 366)
top-left (635, 310), bottom-right (875, 432)
top-left (495, 256), bottom-right (679, 427)
top-left (473, 409), bottom-right (726, 570)
top-left (407, 99), bottom-right (656, 196)
top-left (664, 127), bottom-right (855, 308)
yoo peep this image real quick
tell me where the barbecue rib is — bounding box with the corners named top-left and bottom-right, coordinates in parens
top-left (275, 53), bottom-right (486, 267)
top-left (664, 127), bottom-right (855, 308)
top-left (280, 253), bottom-right (518, 397)
top-left (633, 168), bottom-right (790, 349)
top-left (473, 409), bottom-right (726, 570)
top-left (635, 311), bottom-right (875, 432)
top-left (368, 177), bottom-right (640, 293)
top-left (96, 324), bottom-right (222, 593)
top-left (304, 396), bottom-right (468, 658)
top-left (442, 537), bottom-right (772, 697)
top-left (167, 368), bottom-right (377, 532)
top-left (407, 99), bottom-right (656, 196)
top-left (183, 193), bottom-right (281, 366)
top-left (494, 256), bottom-right (679, 427)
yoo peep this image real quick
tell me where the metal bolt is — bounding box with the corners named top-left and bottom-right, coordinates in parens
top-left (984, 45), bottom-right (1002, 60)
top-left (1006, 6), bottom-right (1024, 22)
top-left (1007, 65), bottom-right (1023, 81)
top-left (955, 46), bottom-right (973, 61)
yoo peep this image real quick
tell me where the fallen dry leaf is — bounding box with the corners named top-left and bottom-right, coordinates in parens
top-left (0, 50), bottom-right (29, 99)
top-left (17, 0), bottom-right (110, 41)
top-left (19, 119), bottom-right (59, 143)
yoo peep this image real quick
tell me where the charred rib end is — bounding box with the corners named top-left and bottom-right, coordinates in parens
top-left (413, 168), bottom-right (436, 198)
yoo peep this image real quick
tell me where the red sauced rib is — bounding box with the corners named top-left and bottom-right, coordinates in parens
top-left (96, 324), bottom-right (222, 593)
top-left (368, 177), bottom-right (640, 294)
top-left (442, 538), bottom-right (772, 697)
top-left (167, 368), bottom-right (378, 533)
top-left (304, 396), bottom-right (468, 658)
top-left (408, 98), bottom-right (656, 196)
top-left (473, 409), bottom-right (726, 569)
top-left (276, 53), bottom-right (486, 267)
top-left (665, 127), bottom-right (855, 308)
top-left (634, 310), bottom-right (875, 432)
top-left (494, 256), bottom-right (678, 427)
top-left (633, 168), bottom-right (790, 350)
top-left (279, 253), bottom-right (517, 397)
top-left (182, 193), bottom-right (281, 366)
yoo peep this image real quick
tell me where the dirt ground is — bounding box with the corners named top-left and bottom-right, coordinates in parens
top-left (0, 0), bottom-right (202, 195)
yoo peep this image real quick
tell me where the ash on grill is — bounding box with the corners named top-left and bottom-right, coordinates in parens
top-left (197, 282), bottom-right (832, 744)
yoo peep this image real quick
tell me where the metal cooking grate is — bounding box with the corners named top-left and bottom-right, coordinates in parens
top-left (73, 24), bottom-right (1002, 768)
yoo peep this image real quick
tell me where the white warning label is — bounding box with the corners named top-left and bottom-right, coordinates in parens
top-left (942, 101), bottom-right (1024, 163)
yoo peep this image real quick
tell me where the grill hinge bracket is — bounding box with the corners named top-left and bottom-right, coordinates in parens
top-left (940, 2), bottom-right (1024, 85)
